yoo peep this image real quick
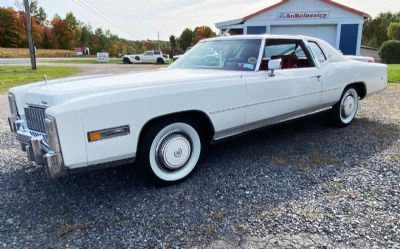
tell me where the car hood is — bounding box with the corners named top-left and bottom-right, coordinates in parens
top-left (11, 68), bottom-right (242, 110)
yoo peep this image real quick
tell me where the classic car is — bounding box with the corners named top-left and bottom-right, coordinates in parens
top-left (122, 50), bottom-right (169, 64)
top-left (8, 34), bottom-right (388, 184)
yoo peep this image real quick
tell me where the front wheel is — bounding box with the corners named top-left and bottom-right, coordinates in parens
top-left (138, 119), bottom-right (203, 185)
top-left (331, 87), bottom-right (359, 127)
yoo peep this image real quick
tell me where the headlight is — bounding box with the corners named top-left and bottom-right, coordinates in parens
top-left (8, 93), bottom-right (18, 116)
top-left (44, 115), bottom-right (61, 153)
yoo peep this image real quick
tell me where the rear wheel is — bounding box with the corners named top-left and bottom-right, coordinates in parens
top-left (138, 119), bottom-right (203, 185)
top-left (157, 58), bottom-right (164, 64)
top-left (331, 87), bottom-right (359, 127)
top-left (122, 57), bottom-right (131, 64)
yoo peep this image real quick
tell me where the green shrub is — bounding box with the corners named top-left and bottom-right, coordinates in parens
top-left (379, 40), bottom-right (400, 63)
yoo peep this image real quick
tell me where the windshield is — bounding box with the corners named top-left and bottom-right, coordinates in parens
top-left (170, 39), bottom-right (262, 71)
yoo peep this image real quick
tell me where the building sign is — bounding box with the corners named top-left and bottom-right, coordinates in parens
top-left (97, 52), bottom-right (109, 62)
top-left (278, 11), bottom-right (330, 19)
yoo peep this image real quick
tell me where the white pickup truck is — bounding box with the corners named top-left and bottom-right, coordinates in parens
top-left (122, 50), bottom-right (169, 64)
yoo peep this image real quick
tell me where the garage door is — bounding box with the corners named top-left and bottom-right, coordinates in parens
top-left (270, 25), bottom-right (337, 47)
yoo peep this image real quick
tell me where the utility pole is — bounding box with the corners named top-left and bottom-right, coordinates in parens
top-left (23, 0), bottom-right (37, 70)
top-left (157, 31), bottom-right (161, 51)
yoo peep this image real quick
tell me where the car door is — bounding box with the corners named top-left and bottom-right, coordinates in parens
top-left (244, 39), bottom-right (322, 129)
top-left (142, 51), bottom-right (154, 63)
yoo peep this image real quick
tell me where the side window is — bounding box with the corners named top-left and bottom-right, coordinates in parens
top-left (154, 51), bottom-right (161, 55)
top-left (308, 41), bottom-right (326, 64)
top-left (144, 51), bottom-right (153, 56)
top-left (259, 39), bottom-right (314, 71)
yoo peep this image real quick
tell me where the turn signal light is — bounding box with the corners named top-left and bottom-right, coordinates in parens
top-left (88, 125), bottom-right (130, 142)
top-left (88, 132), bottom-right (102, 141)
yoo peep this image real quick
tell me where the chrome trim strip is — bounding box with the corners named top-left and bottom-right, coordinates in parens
top-left (209, 105), bottom-right (246, 115)
top-left (209, 91), bottom-right (321, 115)
top-left (246, 91), bottom-right (321, 108)
top-left (324, 86), bottom-right (342, 92)
top-left (214, 106), bottom-right (332, 140)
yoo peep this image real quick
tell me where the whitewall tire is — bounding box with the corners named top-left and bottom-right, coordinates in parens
top-left (138, 119), bottom-right (203, 184)
top-left (331, 87), bottom-right (359, 127)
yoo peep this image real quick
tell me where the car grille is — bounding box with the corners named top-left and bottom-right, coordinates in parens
top-left (24, 105), bottom-right (47, 133)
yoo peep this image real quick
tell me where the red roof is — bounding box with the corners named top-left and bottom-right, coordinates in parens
top-left (243, 0), bottom-right (369, 21)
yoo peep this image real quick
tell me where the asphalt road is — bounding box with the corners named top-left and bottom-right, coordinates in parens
top-left (0, 57), bottom-right (168, 76)
top-left (0, 66), bottom-right (399, 248)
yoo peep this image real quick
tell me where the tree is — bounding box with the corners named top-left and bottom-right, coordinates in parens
top-left (363, 12), bottom-right (400, 48)
top-left (27, 0), bottom-right (46, 24)
top-left (80, 23), bottom-right (92, 47)
top-left (0, 7), bottom-right (24, 47)
top-left (51, 14), bottom-right (74, 49)
top-left (169, 35), bottom-right (177, 49)
top-left (179, 28), bottom-right (193, 50)
top-left (191, 26), bottom-right (216, 46)
top-left (169, 35), bottom-right (177, 56)
top-left (64, 12), bottom-right (81, 46)
top-left (387, 22), bottom-right (400, 40)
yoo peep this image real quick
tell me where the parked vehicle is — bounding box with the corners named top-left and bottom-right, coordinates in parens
top-left (122, 50), bottom-right (168, 64)
top-left (8, 34), bottom-right (387, 184)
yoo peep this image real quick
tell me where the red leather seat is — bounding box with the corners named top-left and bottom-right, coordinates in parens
top-left (271, 55), bottom-right (298, 69)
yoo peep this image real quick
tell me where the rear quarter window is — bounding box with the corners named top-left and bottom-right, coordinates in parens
top-left (308, 41), bottom-right (327, 63)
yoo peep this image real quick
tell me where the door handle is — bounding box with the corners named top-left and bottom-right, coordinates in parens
top-left (311, 75), bottom-right (322, 79)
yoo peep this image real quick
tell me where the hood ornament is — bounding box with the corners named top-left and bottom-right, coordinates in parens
top-left (43, 74), bottom-right (48, 84)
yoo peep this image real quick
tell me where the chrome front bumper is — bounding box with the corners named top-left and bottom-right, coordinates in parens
top-left (8, 114), bottom-right (67, 178)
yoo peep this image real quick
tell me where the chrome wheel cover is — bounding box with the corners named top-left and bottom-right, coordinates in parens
top-left (156, 132), bottom-right (192, 170)
top-left (340, 88), bottom-right (358, 124)
top-left (149, 123), bottom-right (201, 181)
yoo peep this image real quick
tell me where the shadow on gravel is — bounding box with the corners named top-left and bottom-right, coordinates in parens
top-left (1, 114), bottom-right (399, 248)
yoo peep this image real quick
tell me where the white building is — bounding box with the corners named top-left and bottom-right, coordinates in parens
top-left (215, 0), bottom-right (369, 55)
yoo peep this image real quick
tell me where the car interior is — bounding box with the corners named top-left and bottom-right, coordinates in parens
top-left (259, 39), bottom-right (315, 71)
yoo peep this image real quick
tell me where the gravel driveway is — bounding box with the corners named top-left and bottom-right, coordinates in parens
top-left (0, 85), bottom-right (399, 249)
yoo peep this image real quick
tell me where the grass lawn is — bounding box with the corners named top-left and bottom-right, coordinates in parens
top-left (388, 64), bottom-right (400, 83)
top-left (0, 66), bottom-right (80, 93)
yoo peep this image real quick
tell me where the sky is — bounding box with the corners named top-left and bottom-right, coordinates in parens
top-left (1, 0), bottom-right (400, 41)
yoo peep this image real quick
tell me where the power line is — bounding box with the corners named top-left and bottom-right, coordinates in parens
top-left (145, 0), bottom-right (238, 19)
top-left (75, 0), bottom-right (139, 39)
top-left (71, 0), bottom-right (139, 39)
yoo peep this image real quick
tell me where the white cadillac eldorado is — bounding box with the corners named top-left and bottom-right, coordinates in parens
top-left (8, 34), bottom-right (387, 184)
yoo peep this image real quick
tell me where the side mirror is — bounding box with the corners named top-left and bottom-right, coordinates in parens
top-left (268, 58), bottom-right (282, 77)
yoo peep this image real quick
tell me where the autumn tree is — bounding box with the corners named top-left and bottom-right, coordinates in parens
top-left (51, 14), bottom-right (74, 49)
top-left (190, 26), bottom-right (216, 46)
top-left (0, 7), bottom-right (23, 47)
top-left (0, 4), bottom-right (173, 56)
